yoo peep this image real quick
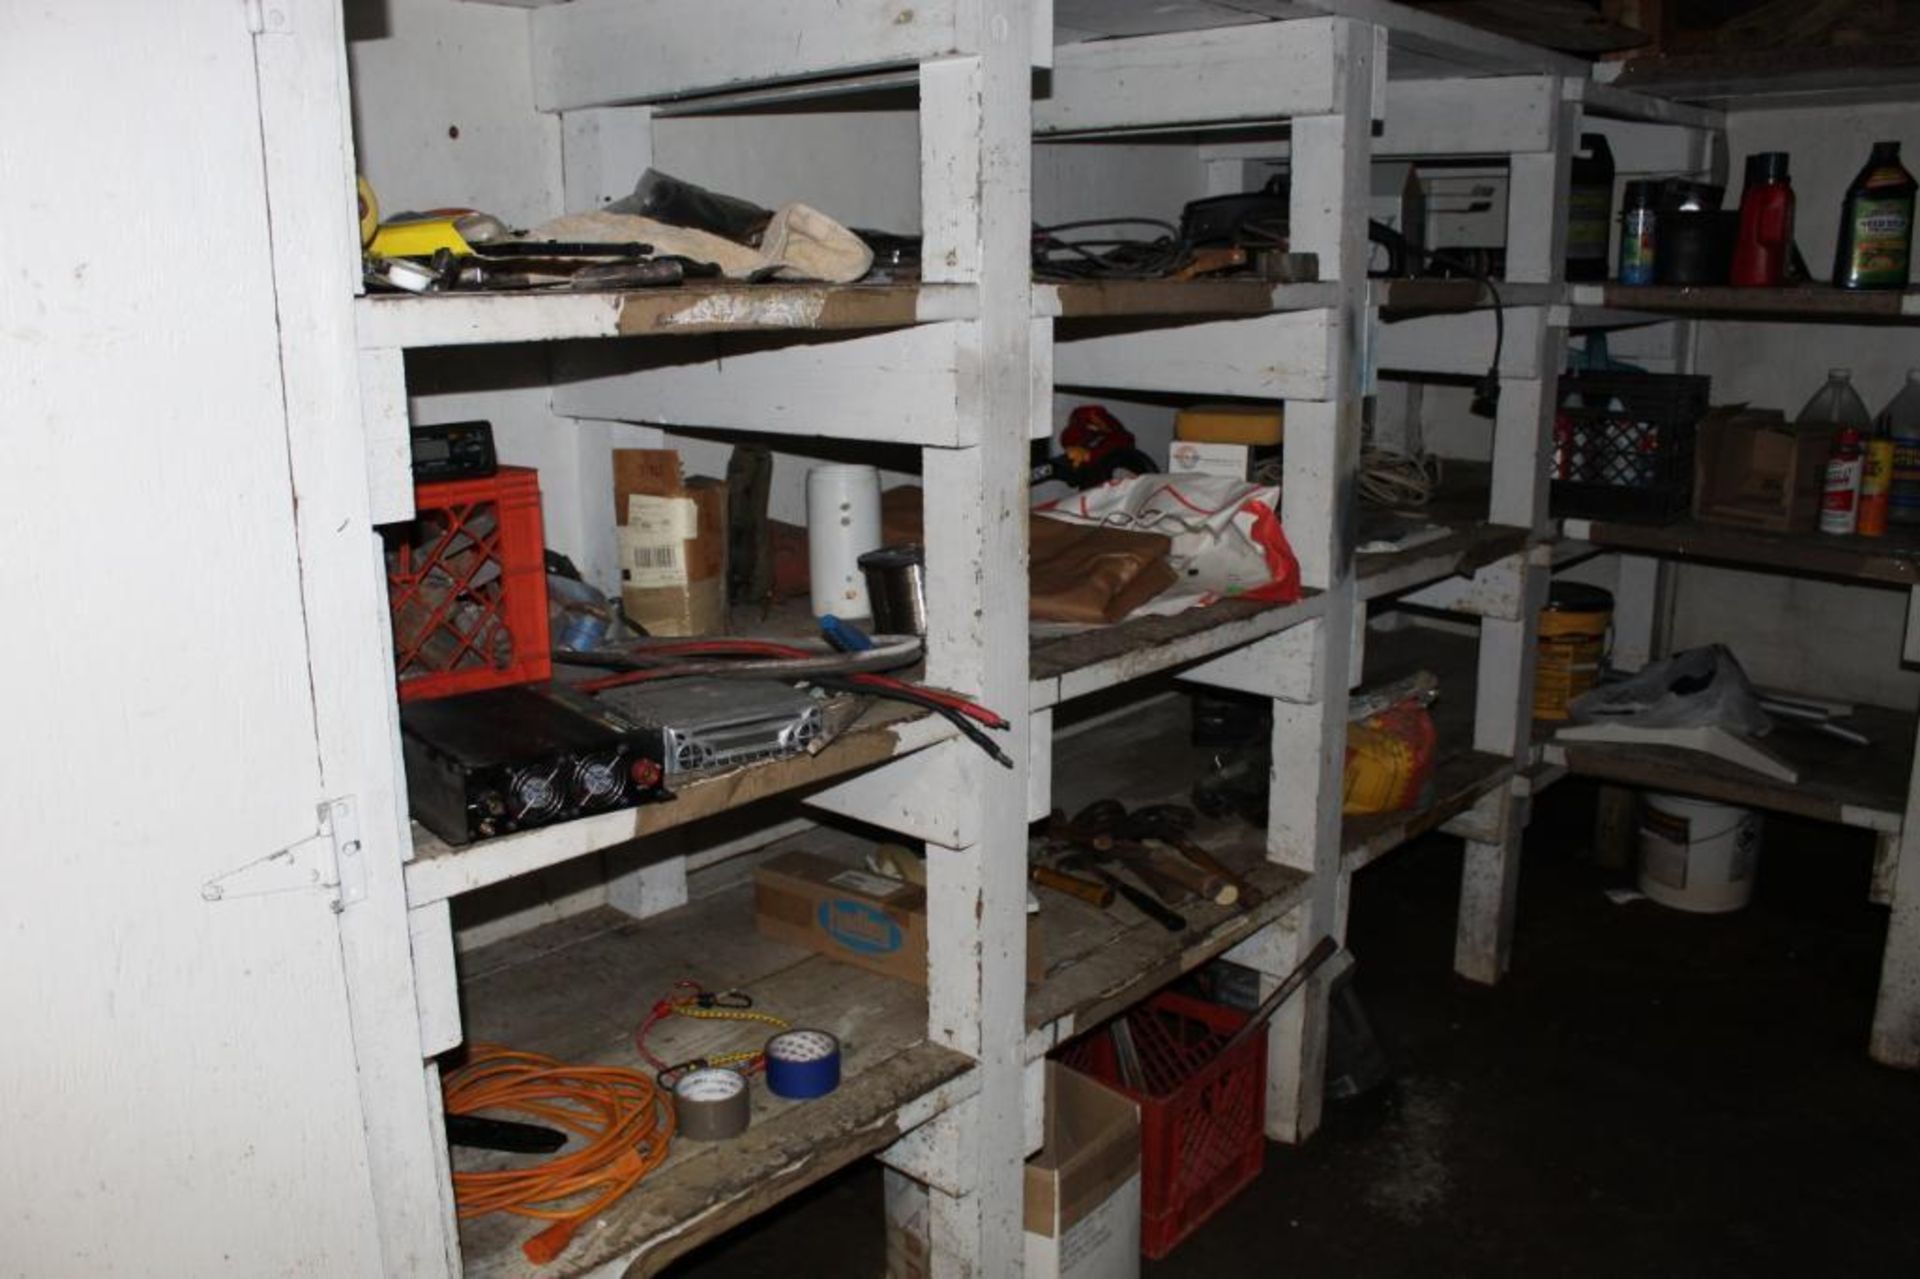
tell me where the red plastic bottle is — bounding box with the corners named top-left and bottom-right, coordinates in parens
top-left (1731, 152), bottom-right (1795, 288)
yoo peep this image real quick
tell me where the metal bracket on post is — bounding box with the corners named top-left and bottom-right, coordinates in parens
top-left (202, 797), bottom-right (366, 911)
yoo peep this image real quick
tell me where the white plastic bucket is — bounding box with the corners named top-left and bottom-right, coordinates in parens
top-left (1637, 792), bottom-right (1762, 914)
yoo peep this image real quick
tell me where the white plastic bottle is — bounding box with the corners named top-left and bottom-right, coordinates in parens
top-left (1876, 369), bottom-right (1920, 524)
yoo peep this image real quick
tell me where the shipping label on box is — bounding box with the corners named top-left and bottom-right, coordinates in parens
top-left (613, 449), bottom-right (728, 636)
top-left (754, 850), bottom-right (1042, 986)
top-left (1168, 440), bottom-right (1252, 480)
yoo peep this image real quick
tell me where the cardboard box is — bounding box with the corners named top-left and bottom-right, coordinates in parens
top-left (753, 850), bottom-right (1043, 986)
top-left (1024, 1063), bottom-right (1143, 1279)
top-left (883, 1064), bottom-right (1141, 1279)
top-left (1168, 440), bottom-right (1252, 480)
top-left (613, 449), bottom-right (728, 636)
top-left (1691, 407), bottom-right (1834, 533)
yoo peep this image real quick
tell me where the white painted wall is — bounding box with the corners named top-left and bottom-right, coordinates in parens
top-left (1, 5), bottom-right (385, 1273)
top-left (653, 108), bottom-right (923, 235)
top-left (345, 0), bottom-right (560, 229)
top-left (1668, 102), bottom-right (1920, 709)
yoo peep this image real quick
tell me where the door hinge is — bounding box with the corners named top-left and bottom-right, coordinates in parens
top-left (244, 0), bottom-right (292, 36)
top-left (203, 797), bottom-right (367, 911)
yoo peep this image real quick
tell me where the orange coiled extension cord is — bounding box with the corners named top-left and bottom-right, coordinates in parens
top-left (442, 1045), bottom-right (676, 1265)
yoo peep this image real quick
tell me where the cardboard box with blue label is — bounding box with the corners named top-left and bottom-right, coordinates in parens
top-left (753, 850), bottom-right (1043, 986)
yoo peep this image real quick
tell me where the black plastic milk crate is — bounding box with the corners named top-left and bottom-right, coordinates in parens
top-left (1550, 372), bottom-right (1711, 520)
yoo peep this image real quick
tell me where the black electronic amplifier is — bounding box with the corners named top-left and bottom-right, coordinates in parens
top-left (400, 684), bottom-right (671, 845)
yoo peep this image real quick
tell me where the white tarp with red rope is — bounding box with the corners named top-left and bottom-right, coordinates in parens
top-left (1036, 473), bottom-right (1301, 616)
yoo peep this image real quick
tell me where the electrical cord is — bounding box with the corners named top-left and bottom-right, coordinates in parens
top-left (1032, 218), bottom-right (1191, 280)
top-left (441, 1045), bottom-right (675, 1265)
top-left (563, 636), bottom-right (923, 689)
top-left (1368, 220), bottom-right (1505, 418)
top-left (810, 674), bottom-right (1015, 768)
top-left (1358, 447), bottom-right (1444, 508)
top-left (565, 637), bottom-right (1013, 763)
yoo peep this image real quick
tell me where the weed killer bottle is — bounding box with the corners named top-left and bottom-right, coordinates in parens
top-left (1834, 141), bottom-right (1917, 290)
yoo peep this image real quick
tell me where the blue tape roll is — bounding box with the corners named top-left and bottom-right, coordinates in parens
top-left (764, 1028), bottom-right (842, 1099)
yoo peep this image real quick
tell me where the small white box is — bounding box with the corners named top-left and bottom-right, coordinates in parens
top-left (1168, 440), bottom-right (1252, 480)
top-left (885, 1064), bottom-right (1141, 1279)
top-left (1023, 1064), bottom-right (1142, 1279)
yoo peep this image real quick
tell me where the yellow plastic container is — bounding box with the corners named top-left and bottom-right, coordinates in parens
top-left (1175, 403), bottom-right (1284, 446)
top-left (1534, 582), bottom-right (1613, 721)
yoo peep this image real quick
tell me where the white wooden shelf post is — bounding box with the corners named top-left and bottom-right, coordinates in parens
top-left (875, 7), bottom-right (1037, 1276)
top-left (1229, 17), bottom-right (1377, 1145)
top-left (257, 3), bottom-right (460, 1271)
top-left (1451, 77), bottom-right (1574, 985)
top-left (1870, 587), bottom-right (1920, 1066)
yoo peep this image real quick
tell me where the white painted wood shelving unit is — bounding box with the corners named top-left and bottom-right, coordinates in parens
top-left (284, 2), bottom-right (1746, 1277)
top-left (1539, 134), bottom-right (1920, 1071)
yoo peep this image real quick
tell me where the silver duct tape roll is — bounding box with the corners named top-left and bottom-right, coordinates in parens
top-left (673, 1067), bottom-right (751, 1141)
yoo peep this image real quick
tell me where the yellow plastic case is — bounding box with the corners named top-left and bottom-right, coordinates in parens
top-left (1175, 403), bottom-right (1284, 446)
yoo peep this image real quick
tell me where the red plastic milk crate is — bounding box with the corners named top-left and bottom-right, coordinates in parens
top-left (1058, 991), bottom-right (1268, 1258)
top-left (385, 466), bottom-right (551, 702)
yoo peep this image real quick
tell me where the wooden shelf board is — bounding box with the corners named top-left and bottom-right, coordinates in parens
top-left (1607, 44), bottom-right (1920, 112)
top-left (1052, 0), bottom-right (1586, 80)
top-left (406, 701), bottom-right (955, 907)
top-left (1566, 283), bottom-right (1920, 325)
top-left (1562, 514), bottom-right (1920, 588)
top-left (1358, 521), bottom-right (1528, 602)
top-left (1037, 277), bottom-right (1333, 321)
top-left (452, 884), bottom-right (973, 1279)
top-left (1027, 693), bottom-right (1311, 1055)
top-left (1374, 278), bottom-right (1555, 313)
top-left (1029, 592), bottom-right (1327, 710)
top-left (356, 280), bottom-right (973, 350)
top-left (1541, 702), bottom-right (1912, 834)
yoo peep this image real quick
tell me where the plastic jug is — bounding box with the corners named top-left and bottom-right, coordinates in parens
top-left (1877, 369), bottom-right (1920, 524)
top-left (1798, 368), bottom-right (1872, 431)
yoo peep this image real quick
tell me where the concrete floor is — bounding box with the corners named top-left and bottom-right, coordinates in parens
top-left (668, 783), bottom-right (1920, 1277)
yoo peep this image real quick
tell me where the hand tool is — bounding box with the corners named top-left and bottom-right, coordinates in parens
top-left (1030, 862), bottom-right (1114, 907)
top-left (1171, 244), bottom-right (1249, 280)
top-left (1055, 847), bottom-right (1186, 932)
top-left (1046, 808), bottom-right (1191, 910)
top-left (1213, 936), bottom-right (1341, 1061)
top-left (1099, 842), bottom-right (1198, 905)
top-left (1128, 803), bottom-right (1263, 909)
top-left (1120, 839), bottom-right (1236, 906)
top-left (1058, 802), bottom-right (1216, 905)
